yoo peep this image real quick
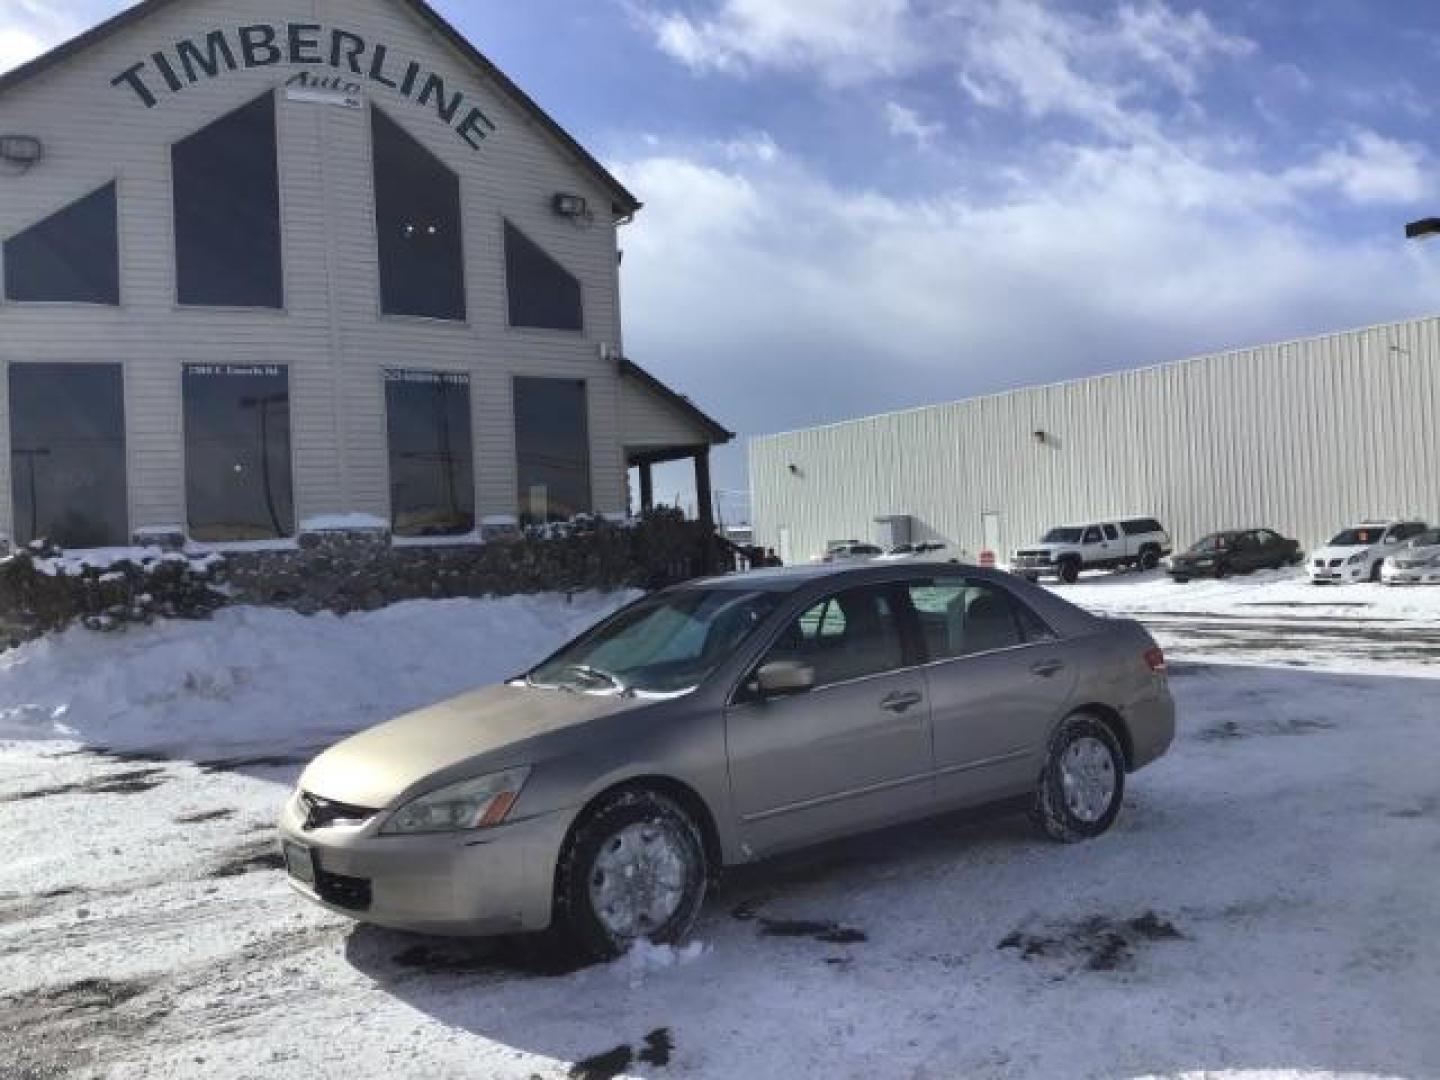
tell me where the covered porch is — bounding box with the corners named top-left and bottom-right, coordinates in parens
top-left (618, 358), bottom-right (734, 570)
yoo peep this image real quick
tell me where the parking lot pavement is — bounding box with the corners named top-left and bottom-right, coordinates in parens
top-left (3, 646), bottom-right (1439, 1076)
top-left (1052, 568), bottom-right (1440, 674)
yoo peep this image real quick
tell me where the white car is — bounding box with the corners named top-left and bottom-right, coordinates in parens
top-left (1381, 529), bottom-right (1440, 585)
top-left (1308, 520), bottom-right (1430, 584)
top-left (811, 540), bottom-right (885, 564)
top-left (874, 541), bottom-right (959, 562)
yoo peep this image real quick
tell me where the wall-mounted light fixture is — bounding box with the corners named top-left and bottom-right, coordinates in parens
top-left (552, 193), bottom-right (590, 219)
top-left (0, 135), bottom-right (44, 174)
top-left (1033, 430), bottom-right (1049, 445)
top-left (788, 463), bottom-right (802, 476)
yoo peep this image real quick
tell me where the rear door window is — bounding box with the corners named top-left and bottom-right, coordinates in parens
top-left (1103, 525), bottom-right (1119, 541)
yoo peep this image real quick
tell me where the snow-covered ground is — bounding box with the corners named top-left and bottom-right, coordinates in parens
top-left (1053, 567), bottom-right (1440, 677)
top-left (2, 580), bottom-right (1438, 1079)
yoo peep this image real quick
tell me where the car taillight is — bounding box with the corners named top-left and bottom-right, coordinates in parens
top-left (1144, 646), bottom-right (1166, 673)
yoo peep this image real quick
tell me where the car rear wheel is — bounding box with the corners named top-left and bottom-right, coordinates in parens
top-left (1139, 548), bottom-right (1161, 571)
top-left (551, 788), bottom-right (708, 962)
top-left (1033, 714), bottom-right (1126, 843)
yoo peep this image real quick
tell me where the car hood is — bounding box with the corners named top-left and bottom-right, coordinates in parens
top-left (299, 683), bottom-right (649, 808)
top-left (1395, 544), bottom-right (1440, 563)
top-left (1312, 544), bottom-right (1375, 561)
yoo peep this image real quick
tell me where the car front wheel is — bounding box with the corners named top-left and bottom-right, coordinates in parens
top-left (1057, 560), bottom-right (1080, 584)
top-left (551, 788), bottom-right (708, 962)
top-left (1034, 714), bottom-right (1126, 843)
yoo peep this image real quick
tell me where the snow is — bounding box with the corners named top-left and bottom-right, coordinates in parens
top-left (9, 545), bottom-right (225, 577)
top-left (298, 513), bottom-right (390, 533)
top-left (1046, 568), bottom-right (1440, 677)
top-left (1, 577), bottom-right (1438, 1078)
top-left (0, 591), bottom-right (636, 760)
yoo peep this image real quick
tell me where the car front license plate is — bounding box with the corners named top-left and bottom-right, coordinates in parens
top-left (283, 840), bottom-right (317, 886)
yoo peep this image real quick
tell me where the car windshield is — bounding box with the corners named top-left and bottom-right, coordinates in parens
top-left (1188, 534), bottom-right (1232, 553)
top-left (1330, 528), bottom-right (1385, 546)
top-left (1042, 528), bottom-right (1083, 543)
top-left (528, 589), bottom-right (781, 696)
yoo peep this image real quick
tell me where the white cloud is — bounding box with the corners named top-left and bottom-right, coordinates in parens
top-left (0, 0), bottom-right (95, 75)
top-left (641, 0), bottom-right (921, 84)
top-left (1283, 130), bottom-right (1431, 205)
top-left (614, 134), bottom-right (1440, 452)
top-left (0, 25), bottom-right (46, 72)
top-left (951, 0), bottom-right (1253, 141)
top-left (884, 101), bottom-right (944, 149)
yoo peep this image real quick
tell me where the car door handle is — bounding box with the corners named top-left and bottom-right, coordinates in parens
top-left (880, 691), bottom-right (924, 713)
top-left (1031, 660), bottom-right (1066, 678)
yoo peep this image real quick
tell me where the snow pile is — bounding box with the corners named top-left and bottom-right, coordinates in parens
top-left (615, 938), bottom-right (710, 986)
top-left (0, 591), bottom-right (636, 760)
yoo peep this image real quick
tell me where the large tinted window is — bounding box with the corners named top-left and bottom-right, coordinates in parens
top-left (172, 93), bottom-right (282, 308)
top-left (9, 363), bottom-right (127, 548)
top-left (763, 586), bottom-right (905, 687)
top-left (514, 377), bottom-right (591, 525)
top-left (505, 221), bottom-right (582, 331)
top-left (385, 370), bottom-right (475, 537)
top-left (372, 106), bottom-right (465, 321)
top-left (3, 183), bottom-right (120, 304)
top-left (183, 365), bottom-right (294, 541)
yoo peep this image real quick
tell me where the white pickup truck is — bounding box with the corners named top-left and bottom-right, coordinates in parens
top-left (1012, 518), bottom-right (1172, 584)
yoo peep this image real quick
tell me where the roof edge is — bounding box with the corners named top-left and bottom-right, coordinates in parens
top-left (0, 0), bottom-right (641, 217)
top-left (619, 358), bottom-right (734, 446)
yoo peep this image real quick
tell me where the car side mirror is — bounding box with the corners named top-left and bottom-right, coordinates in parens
top-left (754, 660), bottom-right (816, 697)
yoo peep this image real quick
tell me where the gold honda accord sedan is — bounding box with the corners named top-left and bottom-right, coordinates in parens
top-left (279, 563), bottom-right (1174, 959)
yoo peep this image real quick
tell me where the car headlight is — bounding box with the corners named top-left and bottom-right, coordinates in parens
top-left (381, 767), bottom-right (531, 835)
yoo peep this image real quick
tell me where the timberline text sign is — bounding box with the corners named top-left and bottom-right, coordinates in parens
top-left (111, 24), bottom-right (498, 150)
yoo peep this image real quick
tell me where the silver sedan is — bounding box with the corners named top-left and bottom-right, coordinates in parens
top-left (279, 564), bottom-right (1175, 959)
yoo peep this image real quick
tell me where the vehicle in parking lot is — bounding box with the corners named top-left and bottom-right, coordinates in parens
top-left (1013, 518), bottom-right (1172, 583)
top-left (1308, 520), bottom-right (1430, 584)
top-left (1381, 529), bottom-right (1440, 585)
top-left (1167, 529), bottom-right (1303, 582)
top-left (812, 540), bottom-right (884, 563)
top-left (875, 541), bottom-right (957, 561)
top-left (279, 564), bottom-right (1175, 960)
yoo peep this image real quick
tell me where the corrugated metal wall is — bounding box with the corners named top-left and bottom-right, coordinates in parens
top-left (750, 316), bottom-right (1440, 562)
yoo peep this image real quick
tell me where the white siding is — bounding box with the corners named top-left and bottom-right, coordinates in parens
top-left (751, 316), bottom-right (1440, 561)
top-left (0, 0), bottom-right (647, 538)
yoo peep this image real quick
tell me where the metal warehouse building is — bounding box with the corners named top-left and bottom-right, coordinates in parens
top-left (750, 315), bottom-right (1440, 566)
top-left (0, 0), bottom-right (728, 551)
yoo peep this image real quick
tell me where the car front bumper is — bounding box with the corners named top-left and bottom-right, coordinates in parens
top-left (1308, 564), bottom-right (1366, 583)
top-left (1382, 566), bottom-right (1440, 585)
top-left (276, 794), bottom-right (574, 936)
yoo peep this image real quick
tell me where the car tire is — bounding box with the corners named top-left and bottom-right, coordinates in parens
top-left (551, 788), bottom-right (708, 963)
top-left (1370, 561), bottom-right (1383, 584)
top-left (1214, 561), bottom-right (1229, 579)
top-left (1139, 548), bottom-right (1161, 572)
top-left (1033, 714), bottom-right (1126, 843)
top-left (1058, 559), bottom-right (1080, 584)
top-left (1172, 576), bottom-right (1189, 584)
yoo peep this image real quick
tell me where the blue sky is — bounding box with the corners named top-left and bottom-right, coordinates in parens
top-left (5, 0), bottom-right (1440, 516)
